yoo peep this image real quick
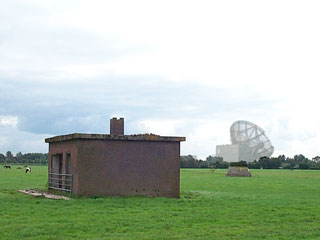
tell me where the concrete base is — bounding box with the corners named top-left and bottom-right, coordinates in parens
top-left (18, 189), bottom-right (70, 200)
top-left (226, 167), bottom-right (252, 177)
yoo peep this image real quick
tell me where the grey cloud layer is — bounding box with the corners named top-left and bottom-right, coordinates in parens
top-left (0, 76), bottom-right (274, 136)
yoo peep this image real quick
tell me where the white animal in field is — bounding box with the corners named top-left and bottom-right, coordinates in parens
top-left (25, 167), bottom-right (31, 173)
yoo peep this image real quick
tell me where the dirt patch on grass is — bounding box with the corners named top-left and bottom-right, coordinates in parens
top-left (18, 189), bottom-right (71, 200)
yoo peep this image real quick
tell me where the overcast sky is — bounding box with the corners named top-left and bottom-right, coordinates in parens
top-left (1, 0), bottom-right (320, 159)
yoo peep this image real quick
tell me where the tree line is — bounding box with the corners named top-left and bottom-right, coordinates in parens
top-left (0, 151), bottom-right (48, 165)
top-left (180, 154), bottom-right (320, 170)
top-left (2, 150), bottom-right (320, 169)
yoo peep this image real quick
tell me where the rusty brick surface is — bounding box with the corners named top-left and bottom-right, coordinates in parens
top-left (47, 137), bottom-right (183, 198)
top-left (110, 117), bottom-right (124, 135)
top-left (75, 139), bottom-right (180, 198)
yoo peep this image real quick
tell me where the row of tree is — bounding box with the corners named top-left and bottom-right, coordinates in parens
top-left (180, 154), bottom-right (320, 169)
top-left (0, 151), bottom-right (48, 165)
top-left (2, 150), bottom-right (320, 169)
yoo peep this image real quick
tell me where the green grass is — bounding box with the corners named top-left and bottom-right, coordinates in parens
top-left (1, 166), bottom-right (320, 239)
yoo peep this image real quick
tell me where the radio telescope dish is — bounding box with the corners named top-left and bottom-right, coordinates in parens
top-left (230, 120), bottom-right (274, 161)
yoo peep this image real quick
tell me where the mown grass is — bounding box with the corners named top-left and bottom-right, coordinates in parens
top-left (0, 166), bottom-right (320, 239)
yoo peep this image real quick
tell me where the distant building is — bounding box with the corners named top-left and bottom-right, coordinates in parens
top-left (216, 144), bottom-right (252, 162)
top-left (45, 118), bottom-right (185, 198)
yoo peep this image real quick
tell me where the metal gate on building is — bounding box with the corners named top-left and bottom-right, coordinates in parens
top-left (48, 173), bottom-right (73, 193)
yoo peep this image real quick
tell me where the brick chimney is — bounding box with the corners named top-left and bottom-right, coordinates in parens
top-left (110, 117), bottom-right (124, 135)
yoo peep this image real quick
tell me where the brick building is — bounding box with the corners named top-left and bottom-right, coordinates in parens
top-left (45, 118), bottom-right (185, 198)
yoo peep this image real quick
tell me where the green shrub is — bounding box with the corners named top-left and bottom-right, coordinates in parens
top-left (230, 161), bottom-right (248, 167)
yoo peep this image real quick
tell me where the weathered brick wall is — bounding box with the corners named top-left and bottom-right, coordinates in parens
top-left (76, 139), bottom-right (180, 198)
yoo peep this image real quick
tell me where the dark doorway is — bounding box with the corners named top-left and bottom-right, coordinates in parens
top-left (51, 154), bottom-right (62, 188)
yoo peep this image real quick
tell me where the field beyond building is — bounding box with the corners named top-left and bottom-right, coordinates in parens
top-left (1, 166), bottom-right (320, 239)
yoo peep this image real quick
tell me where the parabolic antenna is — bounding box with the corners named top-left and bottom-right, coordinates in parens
top-left (230, 120), bottom-right (274, 161)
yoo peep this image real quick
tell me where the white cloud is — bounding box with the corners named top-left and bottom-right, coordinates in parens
top-left (0, 116), bottom-right (18, 127)
top-left (0, 122), bottom-right (50, 155)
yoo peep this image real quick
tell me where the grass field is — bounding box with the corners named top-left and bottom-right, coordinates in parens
top-left (0, 166), bottom-right (320, 239)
